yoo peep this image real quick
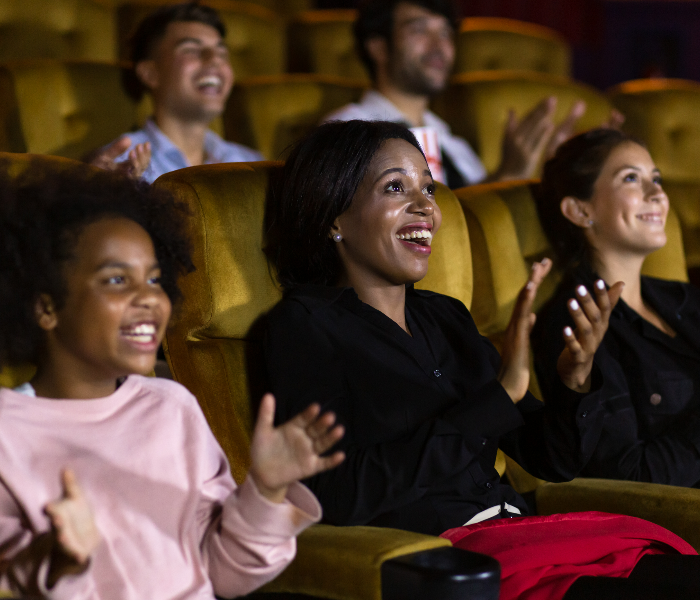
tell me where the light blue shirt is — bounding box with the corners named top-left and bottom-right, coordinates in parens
top-left (114, 119), bottom-right (263, 183)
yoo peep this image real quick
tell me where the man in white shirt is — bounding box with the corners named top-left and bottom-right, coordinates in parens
top-left (92, 2), bottom-right (262, 182)
top-left (325, 0), bottom-right (592, 188)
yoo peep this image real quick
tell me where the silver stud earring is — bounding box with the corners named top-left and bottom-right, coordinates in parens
top-left (587, 219), bottom-right (594, 226)
top-left (332, 233), bottom-right (342, 242)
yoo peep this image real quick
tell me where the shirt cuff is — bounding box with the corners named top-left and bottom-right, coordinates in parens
top-left (229, 477), bottom-right (322, 539)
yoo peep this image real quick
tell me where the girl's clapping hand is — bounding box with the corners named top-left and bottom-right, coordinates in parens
top-left (44, 469), bottom-right (101, 587)
top-left (248, 394), bottom-right (345, 504)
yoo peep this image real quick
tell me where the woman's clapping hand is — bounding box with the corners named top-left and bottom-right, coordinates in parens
top-left (556, 279), bottom-right (624, 393)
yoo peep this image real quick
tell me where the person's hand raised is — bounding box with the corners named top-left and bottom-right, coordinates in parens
top-left (556, 280), bottom-right (624, 392)
top-left (494, 97), bottom-right (558, 181)
top-left (498, 259), bottom-right (552, 403)
top-left (248, 394), bottom-right (345, 504)
top-left (44, 469), bottom-right (100, 587)
top-left (88, 137), bottom-right (151, 179)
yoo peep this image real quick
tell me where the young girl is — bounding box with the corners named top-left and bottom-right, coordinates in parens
top-left (0, 162), bottom-right (344, 599)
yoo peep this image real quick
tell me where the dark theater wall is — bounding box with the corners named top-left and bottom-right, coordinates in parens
top-left (458, 0), bottom-right (700, 88)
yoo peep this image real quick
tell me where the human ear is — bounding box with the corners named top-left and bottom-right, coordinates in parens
top-left (34, 294), bottom-right (58, 332)
top-left (135, 60), bottom-right (159, 92)
top-left (560, 196), bottom-right (592, 228)
top-left (329, 218), bottom-right (343, 241)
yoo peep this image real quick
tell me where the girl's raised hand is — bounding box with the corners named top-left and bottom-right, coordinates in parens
top-left (556, 279), bottom-right (624, 392)
top-left (248, 394), bottom-right (345, 504)
top-left (498, 259), bottom-right (553, 403)
top-left (44, 469), bottom-right (100, 586)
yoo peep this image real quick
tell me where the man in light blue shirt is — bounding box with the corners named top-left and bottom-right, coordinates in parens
top-left (95, 2), bottom-right (262, 182)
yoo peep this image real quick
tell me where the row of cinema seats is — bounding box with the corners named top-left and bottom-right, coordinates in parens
top-left (2, 153), bottom-right (700, 598)
top-left (3, 57), bottom-right (700, 272)
top-left (1, 0), bottom-right (571, 78)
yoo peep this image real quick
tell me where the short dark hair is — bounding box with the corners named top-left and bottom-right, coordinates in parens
top-left (355, 0), bottom-right (459, 81)
top-left (265, 120), bottom-right (426, 290)
top-left (534, 128), bottom-right (641, 268)
top-left (0, 160), bottom-right (194, 367)
top-left (123, 1), bottom-right (227, 101)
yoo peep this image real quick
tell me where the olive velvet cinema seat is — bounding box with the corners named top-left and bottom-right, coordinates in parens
top-left (153, 161), bottom-right (500, 600)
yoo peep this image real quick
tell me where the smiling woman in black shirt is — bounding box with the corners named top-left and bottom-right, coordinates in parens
top-left (263, 120), bottom-right (696, 599)
top-left (533, 129), bottom-right (700, 487)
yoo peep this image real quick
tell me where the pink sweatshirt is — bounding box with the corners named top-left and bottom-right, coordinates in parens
top-left (0, 375), bottom-right (321, 599)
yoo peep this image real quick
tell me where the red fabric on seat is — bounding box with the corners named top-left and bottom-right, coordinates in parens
top-left (441, 511), bottom-right (696, 600)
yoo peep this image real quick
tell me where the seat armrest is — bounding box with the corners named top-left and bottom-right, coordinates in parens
top-left (258, 524), bottom-right (451, 600)
top-left (536, 478), bottom-right (700, 551)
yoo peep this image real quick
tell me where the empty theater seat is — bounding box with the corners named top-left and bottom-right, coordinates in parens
top-left (609, 79), bottom-right (700, 269)
top-left (433, 71), bottom-right (615, 177)
top-left (0, 0), bottom-right (116, 61)
top-left (117, 0), bottom-right (286, 78)
top-left (224, 73), bottom-right (366, 159)
top-left (0, 60), bottom-right (139, 159)
top-left (287, 9), bottom-right (368, 81)
top-left (455, 17), bottom-right (571, 77)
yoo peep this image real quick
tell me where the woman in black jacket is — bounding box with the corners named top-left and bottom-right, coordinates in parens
top-left (533, 128), bottom-right (700, 487)
top-left (264, 120), bottom-right (696, 599)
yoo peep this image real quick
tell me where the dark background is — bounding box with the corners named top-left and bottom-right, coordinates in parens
top-left (314, 0), bottom-right (700, 89)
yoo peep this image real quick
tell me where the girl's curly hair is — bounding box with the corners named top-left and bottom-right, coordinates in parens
top-left (0, 159), bottom-right (194, 367)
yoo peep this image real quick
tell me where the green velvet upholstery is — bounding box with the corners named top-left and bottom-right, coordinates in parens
top-left (154, 163), bottom-right (479, 598)
top-left (117, 0), bottom-right (286, 78)
top-left (287, 10), bottom-right (369, 81)
top-left (224, 73), bottom-right (366, 160)
top-left (536, 479), bottom-right (700, 553)
top-left (609, 79), bottom-right (700, 269)
top-left (0, 0), bottom-right (116, 62)
top-left (260, 525), bottom-right (451, 600)
top-left (0, 60), bottom-right (139, 158)
top-left (433, 71), bottom-right (615, 177)
top-left (455, 17), bottom-right (571, 77)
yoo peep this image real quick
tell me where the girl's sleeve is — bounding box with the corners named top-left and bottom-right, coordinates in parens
top-left (193, 404), bottom-right (321, 599)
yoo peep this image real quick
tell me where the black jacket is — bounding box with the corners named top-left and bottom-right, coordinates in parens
top-left (265, 285), bottom-right (609, 535)
top-left (533, 266), bottom-right (700, 487)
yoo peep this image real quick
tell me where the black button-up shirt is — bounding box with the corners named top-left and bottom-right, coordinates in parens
top-left (265, 285), bottom-right (607, 535)
top-left (534, 266), bottom-right (700, 487)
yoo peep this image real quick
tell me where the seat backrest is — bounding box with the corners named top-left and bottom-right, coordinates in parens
top-left (287, 10), bottom-right (368, 81)
top-left (432, 71), bottom-right (615, 176)
top-left (224, 74), bottom-right (367, 159)
top-left (0, 0), bottom-right (115, 61)
top-left (154, 162), bottom-right (471, 483)
top-left (118, 0), bottom-right (286, 78)
top-left (2, 59), bottom-right (139, 159)
top-left (609, 79), bottom-right (700, 185)
top-left (455, 17), bottom-right (571, 77)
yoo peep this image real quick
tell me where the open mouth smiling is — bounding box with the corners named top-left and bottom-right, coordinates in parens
top-left (120, 322), bottom-right (158, 345)
top-left (395, 225), bottom-right (433, 251)
top-left (196, 75), bottom-right (223, 93)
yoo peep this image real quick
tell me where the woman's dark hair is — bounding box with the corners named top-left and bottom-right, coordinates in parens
top-left (265, 120), bottom-right (426, 291)
top-left (123, 1), bottom-right (227, 101)
top-left (534, 128), bottom-right (641, 268)
top-left (355, 0), bottom-right (459, 81)
top-left (0, 160), bottom-right (194, 367)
